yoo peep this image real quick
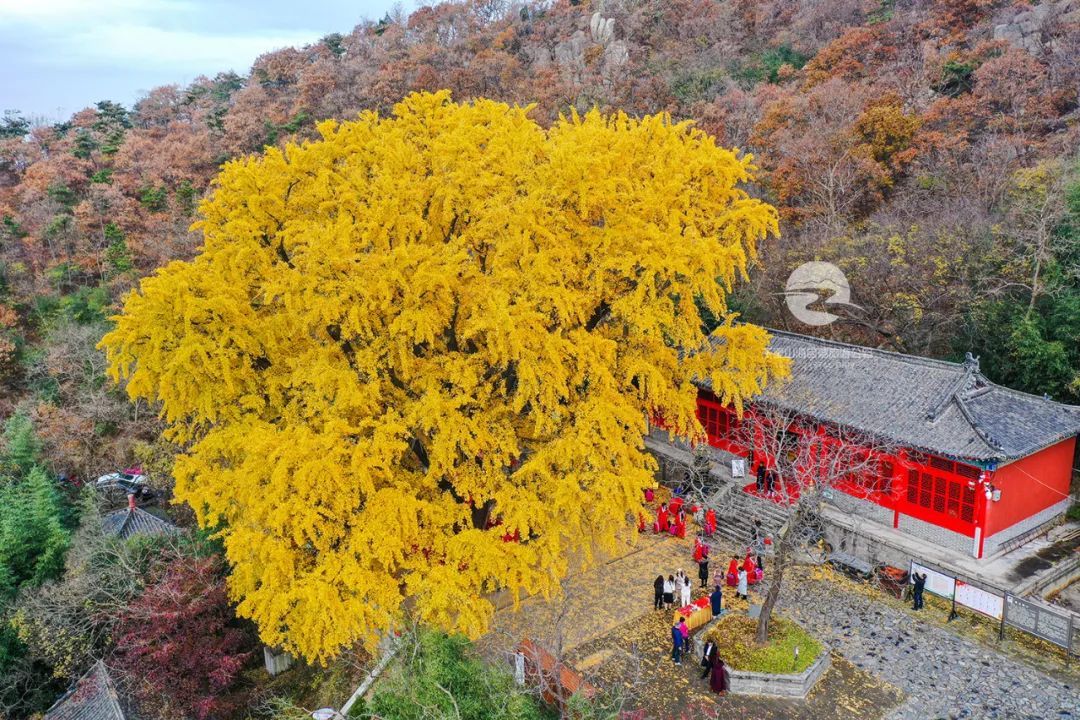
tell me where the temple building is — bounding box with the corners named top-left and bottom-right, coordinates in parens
top-left (687, 330), bottom-right (1080, 560)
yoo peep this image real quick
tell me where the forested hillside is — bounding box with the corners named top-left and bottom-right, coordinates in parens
top-left (0, 0), bottom-right (1078, 716)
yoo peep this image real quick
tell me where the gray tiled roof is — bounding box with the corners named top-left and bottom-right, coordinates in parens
top-left (44, 661), bottom-right (125, 720)
top-left (703, 330), bottom-right (1080, 465)
top-left (101, 507), bottom-right (178, 540)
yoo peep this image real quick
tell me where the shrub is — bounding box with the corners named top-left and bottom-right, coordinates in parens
top-left (704, 614), bottom-right (822, 674)
top-left (360, 631), bottom-right (551, 720)
top-left (113, 552), bottom-right (255, 720)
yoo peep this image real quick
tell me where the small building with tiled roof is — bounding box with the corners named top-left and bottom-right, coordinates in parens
top-left (101, 498), bottom-right (179, 541)
top-left (44, 661), bottom-right (126, 720)
top-left (691, 330), bottom-right (1080, 559)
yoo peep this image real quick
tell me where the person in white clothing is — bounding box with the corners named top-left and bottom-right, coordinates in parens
top-left (736, 568), bottom-right (748, 600)
top-left (663, 575), bottom-right (676, 608)
top-left (680, 576), bottom-right (693, 607)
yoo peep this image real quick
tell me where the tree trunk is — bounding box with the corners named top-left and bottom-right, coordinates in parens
top-left (755, 540), bottom-right (787, 644)
top-left (755, 501), bottom-right (806, 644)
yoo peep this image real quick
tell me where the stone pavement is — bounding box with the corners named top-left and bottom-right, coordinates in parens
top-left (777, 569), bottom-right (1080, 720)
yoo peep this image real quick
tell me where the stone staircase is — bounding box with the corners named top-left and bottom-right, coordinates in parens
top-left (710, 486), bottom-right (789, 554)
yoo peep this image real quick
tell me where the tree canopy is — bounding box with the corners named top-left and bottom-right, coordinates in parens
top-left (101, 91), bottom-right (786, 662)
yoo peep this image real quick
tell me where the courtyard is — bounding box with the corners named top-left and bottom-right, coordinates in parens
top-left (480, 528), bottom-right (1080, 719)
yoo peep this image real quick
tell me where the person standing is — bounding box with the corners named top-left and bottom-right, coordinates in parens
top-left (671, 619), bottom-right (684, 665)
top-left (710, 658), bottom-right (730, 695)
top-left (698, 556), bottom-right (710, 588)
top-left (700, 638), bottom-right (717, 680)
top-left (663, 575), bottom-right (675, 609)
top-left (680, 576), bottom-right (693, 608)
top-left (704, 507), bottom-right (717, 536)
top-left (725, 556), bottom-right (739, 587)
top-left (710, 584), bottom-right (723, 616)
top-left (693, 537), bottom-right (707, 562)
top-left (912, 571), bottom-right (927, 610)
top-left (755, 462), bottom-right (767, 493)
top-left (678, 616), bottom-right (690, 653)
top-left (653, 574), bottom-right (665, 610)
top-left (736, 567), bottom-right (748, 601)
top-left (743, 554), bottom-right (757, 586)
top-left (657, 502), bottom-right (670, 533)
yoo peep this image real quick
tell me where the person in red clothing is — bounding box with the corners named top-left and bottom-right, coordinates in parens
top-left (657, 502), bottom-right (670, 533)
top-left (725, 556), bottom-right (739, 587)
top-left (704, 508), bottom-right (717, 536)
top-left (692, 537), bottom-right (706, 562)
top-left (743, 554), bottom-right (758, 585)
top-left (674, 511), bottom-right (687, 538)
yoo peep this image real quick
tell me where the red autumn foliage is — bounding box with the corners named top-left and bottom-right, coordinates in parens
top-left (112, 552), bottom-right (254, 720)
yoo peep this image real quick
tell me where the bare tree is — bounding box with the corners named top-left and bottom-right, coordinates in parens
top-left (493, 577), bottom-right (641, 720)
top-left (1000, 159), bottom-right (1078, 319)
top-left (727, 401), bottom-right (897, 643)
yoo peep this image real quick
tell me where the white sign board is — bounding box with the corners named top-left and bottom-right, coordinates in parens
top-left (910, 561), bottom-right (956, 599)
top-left (731, 458), bottom-right (746, 478)
top-left (955, 581), bottom-right (1003, 620)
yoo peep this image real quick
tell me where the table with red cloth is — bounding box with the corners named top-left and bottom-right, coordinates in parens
top-left (672, 596), bottom-right (712, 631)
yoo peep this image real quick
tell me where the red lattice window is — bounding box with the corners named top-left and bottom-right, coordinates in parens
top-left (696, 401), bottom-right (738, 446)
top-left (906, 469), bottom-right (975, 524)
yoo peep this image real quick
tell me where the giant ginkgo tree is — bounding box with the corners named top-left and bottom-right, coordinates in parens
top-left (100, 91), bottom-right (787, 662)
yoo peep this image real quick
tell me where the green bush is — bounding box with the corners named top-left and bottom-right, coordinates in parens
top-left (59, 286), bottom-right (111, 325)
top-left (731, 45), bottom-right (808, 87)
top-left (934, 59), bottom-right (978, 97)
top-left (139, 184), bottom-right (168, 212)
top-left (359, 631), bottom-right (552, 720)
top-left (46, 183), bottom-right (77, 207)
top-left (1067, 502), bottom-right (1080, 523)
top-left (671, 68), bottom-right (727, 104)
top-left (103, 223), bottom-right (133, 274)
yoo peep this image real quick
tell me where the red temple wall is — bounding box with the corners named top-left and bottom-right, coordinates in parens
top-left (690, 391), bottom-right (1075, 545)
top-left (984, 437), bottom-right (1076, 536)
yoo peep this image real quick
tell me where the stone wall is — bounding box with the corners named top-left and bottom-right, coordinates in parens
top-left (825, 489), bottom-right (894, 526)
top-left (691, 614), bottom-right (831, 699)
top-left (982, 498), bottom-right (1072, 557)
top-left (896, 513), bottom-right (974, 555)
top-left (823, 520), bottom-right (910, 570)
top-left (727, 649), bottom-right (832, 699)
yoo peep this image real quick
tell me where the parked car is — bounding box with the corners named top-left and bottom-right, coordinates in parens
top-left (94, 469), bottom-right (147, 488)
top-left (95, 469), bottom-right (155, 505)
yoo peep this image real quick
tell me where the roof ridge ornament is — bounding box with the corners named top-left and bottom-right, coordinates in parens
top-left (963, 351), bottom-right (980, 373)
top-left (925, 364), bottom-right (976, 422)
